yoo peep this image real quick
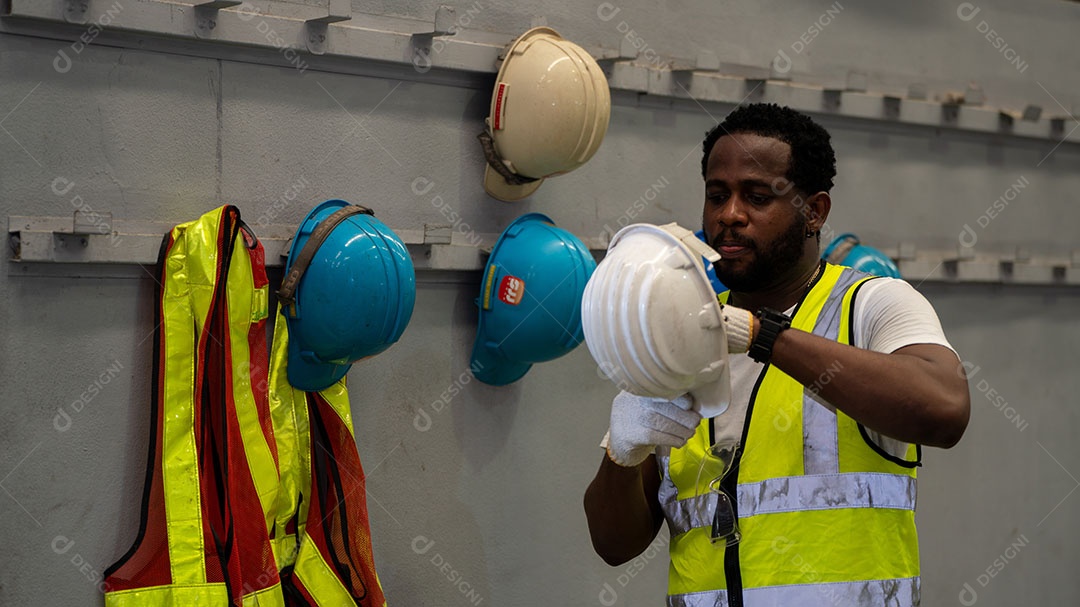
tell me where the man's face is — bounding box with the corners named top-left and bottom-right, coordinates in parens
top-left (702, 133), bottom-right (807, 292)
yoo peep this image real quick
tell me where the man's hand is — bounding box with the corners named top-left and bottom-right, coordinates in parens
top-left (607, 391), bottom-right (702, 467)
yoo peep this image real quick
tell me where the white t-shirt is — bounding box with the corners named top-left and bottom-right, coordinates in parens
top-left (713, 277), bottom-right (957, 458)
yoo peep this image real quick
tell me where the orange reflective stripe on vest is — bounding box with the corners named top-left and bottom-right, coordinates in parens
top-left (104, 206), bottom-right (385, 606)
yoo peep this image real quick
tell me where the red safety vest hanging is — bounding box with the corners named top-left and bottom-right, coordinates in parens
top-left (103, 205), bottom-right (386, 607)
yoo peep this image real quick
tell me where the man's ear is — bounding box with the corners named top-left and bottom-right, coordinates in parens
top-left (805, 192), bottom-right (831, 233)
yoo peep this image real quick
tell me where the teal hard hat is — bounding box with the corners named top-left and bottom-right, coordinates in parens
top-left (822, 233), bottom-right (901, 279)
top-left (279, 200), bottom-right (416, 392)
top-left (470, 213), bottom-right (597, 386)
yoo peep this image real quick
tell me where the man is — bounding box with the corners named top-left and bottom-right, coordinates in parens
top-left (584, 103), bottom-right (970, 607)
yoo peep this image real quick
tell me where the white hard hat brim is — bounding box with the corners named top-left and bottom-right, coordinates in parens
top-left (582, 222), bottom-right (733, 417)
top-left (483, 164), bottom-right (544, 202)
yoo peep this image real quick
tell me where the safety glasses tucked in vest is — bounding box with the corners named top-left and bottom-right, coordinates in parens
top-left (695, 439), bottom-right (741, 547)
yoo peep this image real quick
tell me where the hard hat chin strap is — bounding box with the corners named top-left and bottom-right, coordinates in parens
top-left (278, 204), bottom-right (375, 312)
top-left (477, 131), bottom-right (541, 186)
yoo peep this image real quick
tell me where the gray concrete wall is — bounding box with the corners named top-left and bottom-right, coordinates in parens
top-left (1, 1), bottom-right (1078, 605)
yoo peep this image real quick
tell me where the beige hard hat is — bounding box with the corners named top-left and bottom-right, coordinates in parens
top-left (479, 27), bottom-right (611, 202)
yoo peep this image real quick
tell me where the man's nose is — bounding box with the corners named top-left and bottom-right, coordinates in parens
top-left (714, 196), bottom-right (749, 227)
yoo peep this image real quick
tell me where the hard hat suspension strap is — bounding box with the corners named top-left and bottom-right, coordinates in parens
top-left (277, 204), bottom-right (374, 311)
top-left (476, 131), bottom-right (541, 186)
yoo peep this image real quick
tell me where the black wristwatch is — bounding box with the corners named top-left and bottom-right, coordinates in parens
top-left (748, 307), bottom-right (792, 364)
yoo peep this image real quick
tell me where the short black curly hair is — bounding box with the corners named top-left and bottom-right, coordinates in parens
top-left (701, 103), bottom-right (836, 195)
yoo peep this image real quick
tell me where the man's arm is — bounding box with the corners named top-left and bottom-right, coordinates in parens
top-left (584, 454), bottom-right (664, 566)
top-left (769, 332), bottom-right (970, 448)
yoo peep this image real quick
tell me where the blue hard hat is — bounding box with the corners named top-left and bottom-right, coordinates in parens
top-left (470, 213), bottom-right (597, 386)
top-left (280, 200), bottom-right (416, 392)
top-left (694, 229), bottom-right (727, 294)
top-left (822, 233), bottom-right (901, 279)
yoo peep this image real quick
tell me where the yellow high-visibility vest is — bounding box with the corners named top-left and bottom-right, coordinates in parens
top-left (103, 206), bottom-right (386, 606)
top-left (659, 263), bottom-right (921, 607)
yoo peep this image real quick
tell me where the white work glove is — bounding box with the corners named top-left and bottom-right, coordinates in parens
top-left (720, 304), bottom-right (755, 354)
top-left (605, 391), bottom-right (703, 467)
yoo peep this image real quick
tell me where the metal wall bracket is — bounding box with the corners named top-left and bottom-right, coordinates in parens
top-left (845, 71), bottom-right (868, 93)
top-left (194, 1), bottom-right (242, 39)
top-left (669, 51), bottom-right (722, 95)
top-left (8, 215), bottom-right (519, 272)
top-left (304, 0), bottom-right (352, 56)
top-left (11, 214), bottom-right (152, 265)
top-left (670, 51), bottom-right (720, 74)
top-left (595, 38), bottom-right (638, 67)
top-left (3, 1), bottom-right (1079, 145)
top-left (412, 5), bottom-right (458, 40)
top-left (62, 0), bottom-right (89, 24)
top-left (884, 244), bottom-right (1080, 287)
top-left (409, 5), bottom-right (459, 71)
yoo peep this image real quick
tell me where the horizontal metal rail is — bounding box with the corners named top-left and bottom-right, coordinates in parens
top-left (10, 214), bottom-right (1080, 286)
top-left (2, 0), bottom-right (1077, 146)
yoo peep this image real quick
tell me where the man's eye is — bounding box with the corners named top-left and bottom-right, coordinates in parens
top-left (707, 192), bottom-right (729, 202)
top-left (748, 193), bottom-right (771, 204)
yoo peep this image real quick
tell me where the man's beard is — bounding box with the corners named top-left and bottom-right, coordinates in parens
top-left (709, 214), bottom-right (807, 292)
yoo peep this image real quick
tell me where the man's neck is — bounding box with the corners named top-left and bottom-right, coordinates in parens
top-left (729, 259), bottom-right (823, 313)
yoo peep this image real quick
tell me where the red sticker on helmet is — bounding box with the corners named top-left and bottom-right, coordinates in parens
top-left (493, 83), bottom-right (507, 130)
top-left (498, 274), bottom-right (525, 305)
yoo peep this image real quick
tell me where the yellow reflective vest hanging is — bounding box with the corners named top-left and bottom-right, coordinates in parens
top-left (103, 206), bottom-right (386, 607)
top-left (658, 263), bottom-right (922, 607)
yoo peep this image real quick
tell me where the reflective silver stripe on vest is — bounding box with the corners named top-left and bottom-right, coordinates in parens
top-left (803, 268), bottom-right (866, 476)
top-left (662, 472), bottom-right (916, 536)
top-left (656, 454), bottom-right (709, 536)
top-left (668, 588), bottom-right (727, 607)
top-left (668, 576), bottom-right (920, 607)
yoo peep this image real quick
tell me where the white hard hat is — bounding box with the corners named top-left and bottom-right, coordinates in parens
top-left (581, 223), bottom-right (732, 418)
top-left (479, 27), bottom-right (611, 202)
